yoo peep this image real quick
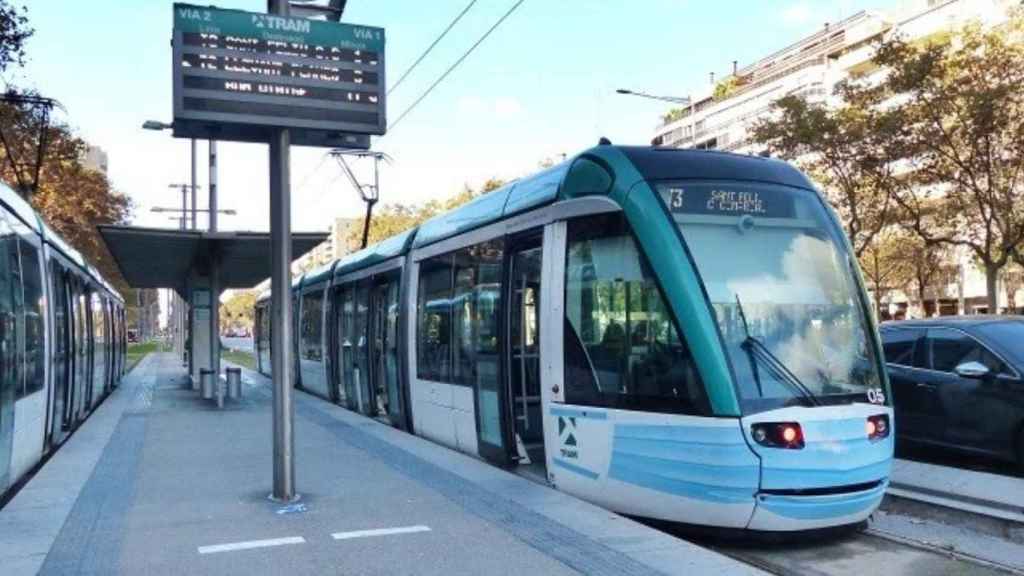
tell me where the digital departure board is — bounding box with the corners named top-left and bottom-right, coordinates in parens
top-left (172, 3), bottom-right (385, 148)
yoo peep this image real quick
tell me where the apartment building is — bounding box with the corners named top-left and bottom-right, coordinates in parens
top-left (651, 0), bottom-right (1022, 317)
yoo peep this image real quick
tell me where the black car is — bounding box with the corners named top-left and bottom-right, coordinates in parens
top-left (880, 316), bottom-right (1024, 469)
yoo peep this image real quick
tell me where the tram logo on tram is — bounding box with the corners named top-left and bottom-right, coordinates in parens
top-left (558, 416), bottom-right (579, 460)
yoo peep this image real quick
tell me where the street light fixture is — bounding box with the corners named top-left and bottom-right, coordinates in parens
top-left (142, 120), bottom-right (174, 131)
top-left (616, 88), bottom-right (697, 148)
top-left (615, 88), bottom-right (691, 105)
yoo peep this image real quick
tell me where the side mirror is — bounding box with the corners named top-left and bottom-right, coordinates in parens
top-left (954, 361), bottom-right (990, 379)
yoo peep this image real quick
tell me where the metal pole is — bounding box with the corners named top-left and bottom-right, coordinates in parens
top-left (181, 185), bottom-right (188, 228)
top-left (190, 138), bottom-right (198, 230)
top-left (209, 140), bottom-right (218, 232)
top-left (209, 139), bottom-right (220, 387)
top-left (269, 0), bottom-right (296, 503)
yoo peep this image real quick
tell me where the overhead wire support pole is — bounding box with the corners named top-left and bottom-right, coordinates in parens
top-left (269, 0), bottom-right (297, 503)
top-left (330, 149), bottom-right (389, 249)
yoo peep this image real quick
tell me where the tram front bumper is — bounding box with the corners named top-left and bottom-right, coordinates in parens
top-left (746, 479), bottom-right (887, 531)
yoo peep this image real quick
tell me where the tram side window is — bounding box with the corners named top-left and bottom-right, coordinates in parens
top-left (0, 215), bottom-right (19, 402)
top-left (563, 214), bottom-right (709, 415)
top-left (300, 290), bottom-right (323, 361)
top-left (452, 241), bottom-right (503, 387)
top-left (417, 255), bottom-right (453, 382)
top-left (19, 241), bottom-right (44, 397)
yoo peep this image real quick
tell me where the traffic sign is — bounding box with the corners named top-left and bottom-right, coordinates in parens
top-left (171, 3), bottom-right (385, 148)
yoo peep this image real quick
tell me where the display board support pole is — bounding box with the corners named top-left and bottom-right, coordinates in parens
top-left (209, 139), bottom-right (220, 388)
top-left (269, 0), bottom-right (296, 504)
top-left (190, 139), bottom-right (198, 230)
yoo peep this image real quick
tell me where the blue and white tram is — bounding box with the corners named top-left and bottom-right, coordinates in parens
top-left (256, 145), bottom-right (893, 531)
top-left (0, 181), bottom-right (127, 500)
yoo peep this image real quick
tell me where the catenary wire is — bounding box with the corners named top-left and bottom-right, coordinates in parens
top-left (387, 0), bottom-right (480, 96)
top-left (385, 0), bottom-right (527, 135)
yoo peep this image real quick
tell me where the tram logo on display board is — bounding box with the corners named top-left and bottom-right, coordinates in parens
top-left (558, 416), bottom-right (579, 459)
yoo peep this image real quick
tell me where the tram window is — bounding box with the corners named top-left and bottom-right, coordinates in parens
top-left (0, 214), bottom-right (19, 404)
top-left (5, 228), bottom-right (24, 398)
top-left (417, 255), bottom-right (453, 382)
top-left (19, 241), bottom-right (44, 396)
top-left (563, 214), bottom-right (709, 415)
top-left (300, 289), bottom-right (323, 361)
top-left (452, 241), bottom-right (503, 387)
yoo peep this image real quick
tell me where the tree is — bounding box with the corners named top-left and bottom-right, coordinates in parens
top-left (1003, 264), bottom-right (1024, 314)
top-left (751, 92), bottom-right (894, 258)
top-left (222, 290), bottom-right (258, 332)
top-left (890, 236), bottom-right (953, 318)
top-left (871, 13), bottom-right (1024, 312)
top-left (0, 114), bottom-right (134, 291)
top-left (859, 228), bottom-right (912, 319)
top-left (344, 178), bottom-right (505, 250)
top-left (0, 1), bottom-right (32, 74)
top-left (0, 3), bottom-right (132, 293)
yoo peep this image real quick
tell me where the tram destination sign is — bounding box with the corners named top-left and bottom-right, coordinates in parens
top-left (171, 3), bottom-right (385, 148)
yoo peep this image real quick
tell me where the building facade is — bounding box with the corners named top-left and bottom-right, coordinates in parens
top-left (651, 0), bottom-right (1022, 317)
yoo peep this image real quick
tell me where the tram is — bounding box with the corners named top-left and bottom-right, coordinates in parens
top-left (256, 144), bottom-right (893, 531)
top-left (0, 181), bottom-right (127, 499)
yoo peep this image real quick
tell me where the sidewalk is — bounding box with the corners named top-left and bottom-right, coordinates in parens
top-left (1, 353), bottom-right (761, 575)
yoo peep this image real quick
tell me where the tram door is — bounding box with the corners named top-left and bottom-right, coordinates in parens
top-left (370, 277), bottom-right (402, 426)
top-left (507, 238), bottom-right (545, 469)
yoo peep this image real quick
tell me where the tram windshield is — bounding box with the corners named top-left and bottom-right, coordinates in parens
top-left (654, 181), bottom-right (883, 413)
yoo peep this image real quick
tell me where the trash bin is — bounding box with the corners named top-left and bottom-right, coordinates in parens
top-left (200, 368), bottom-right (214, 400)
top-left (226, 367), bottom-right (242, 400)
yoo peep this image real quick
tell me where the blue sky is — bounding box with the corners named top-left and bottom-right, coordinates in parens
top-left (19, 0), bottom-right (898, 232)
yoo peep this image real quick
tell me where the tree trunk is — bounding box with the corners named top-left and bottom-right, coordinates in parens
top-left (985, 265), bottom-right (999, 314)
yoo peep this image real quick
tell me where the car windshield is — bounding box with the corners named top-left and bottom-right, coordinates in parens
top-left (974, 321), bottom-right (1024, 367)
top-left (655, 180), bottom-right (883, 413)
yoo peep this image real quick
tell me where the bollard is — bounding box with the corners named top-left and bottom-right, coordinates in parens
top-left (200, 368), bottom-right (214, 400)
top-left (226, 367), bottom-right (242, 400)
top-left (215, 374), bottom-right (225, 409)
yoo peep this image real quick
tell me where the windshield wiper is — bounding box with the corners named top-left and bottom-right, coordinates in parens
top-left (735, 294), bottom-right (820, 407)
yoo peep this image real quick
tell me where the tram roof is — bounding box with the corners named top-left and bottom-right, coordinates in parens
top-left (0, 181), bottom-right (41, 233)
top-left (331, 227), bottom-right (417, 281)
top-left (615, 146), bottom-right (813, 190)
top-left (412, 163), bottom-right (569, 250)
top-left (289, 144), bottom-right (815, 294)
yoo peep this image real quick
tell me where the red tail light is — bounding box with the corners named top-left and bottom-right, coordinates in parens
top-left (867, 414), bottom-right (889, 441)
top-left (751, 422), bottom-right (804, 449)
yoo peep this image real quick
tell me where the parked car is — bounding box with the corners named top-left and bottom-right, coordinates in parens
top-left (880, 316), bottom-right (1024, 469)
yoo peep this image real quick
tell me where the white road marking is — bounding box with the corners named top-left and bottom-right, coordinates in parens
top-left (331, 525), bottom-right (432, 540)
top-left (197, 536), bottom-right (306, 554)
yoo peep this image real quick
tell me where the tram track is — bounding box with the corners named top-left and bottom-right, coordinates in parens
top-left (701, 529), bottom-right (1018, 576)
top-left (645, 517), bottom-right (1024, 576)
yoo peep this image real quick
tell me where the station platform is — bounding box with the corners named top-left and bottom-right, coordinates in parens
top-left (0, 353), bottom-right (760, 576)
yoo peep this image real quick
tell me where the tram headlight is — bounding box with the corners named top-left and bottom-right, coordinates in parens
top-left (867, 414), bottom-right (889, 441)
top-left (750, 422), bottom-right (804, 449)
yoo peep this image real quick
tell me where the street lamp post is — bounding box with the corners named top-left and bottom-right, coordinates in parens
top-left (615, 88), bottom-right (696, 148)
